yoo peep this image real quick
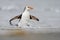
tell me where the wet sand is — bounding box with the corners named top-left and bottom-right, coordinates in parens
top-left (0, 29), bottom-right (60, 40)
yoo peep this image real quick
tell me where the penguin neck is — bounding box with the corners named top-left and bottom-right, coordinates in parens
top-left (21, 9), bottom-right (30, 19)
top-left (23, 9), bottom-right (29, 14)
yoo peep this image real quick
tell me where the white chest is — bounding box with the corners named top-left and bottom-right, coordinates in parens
top-left (18, 10), bottom-right (30, 26)
top-left (21, 10), bottom-right (30, 21)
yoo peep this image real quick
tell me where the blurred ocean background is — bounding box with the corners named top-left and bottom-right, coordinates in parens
top-left (0, 0), bottom-right (60, 40)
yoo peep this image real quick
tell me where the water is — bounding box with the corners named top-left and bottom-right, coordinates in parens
top-left (0, 0), bottom-right (60, 40)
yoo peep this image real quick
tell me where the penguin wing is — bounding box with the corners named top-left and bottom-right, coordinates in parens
top-left (9, 14), bottom-right (22, 25)
top-left (30, 15), bottom-right (39, 21)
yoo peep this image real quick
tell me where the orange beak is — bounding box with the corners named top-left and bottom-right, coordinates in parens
top-left (28, 6), bottom-right (33, 10)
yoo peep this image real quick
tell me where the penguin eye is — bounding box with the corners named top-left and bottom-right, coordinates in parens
top-left (28, 6), bottom-right (30, 8)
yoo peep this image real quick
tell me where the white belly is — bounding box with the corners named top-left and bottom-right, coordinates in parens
top-left (18, 12), bottom-right (30, 27)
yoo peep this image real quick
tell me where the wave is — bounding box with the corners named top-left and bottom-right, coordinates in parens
top-left (0, 6), bottom-right (19, 10)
